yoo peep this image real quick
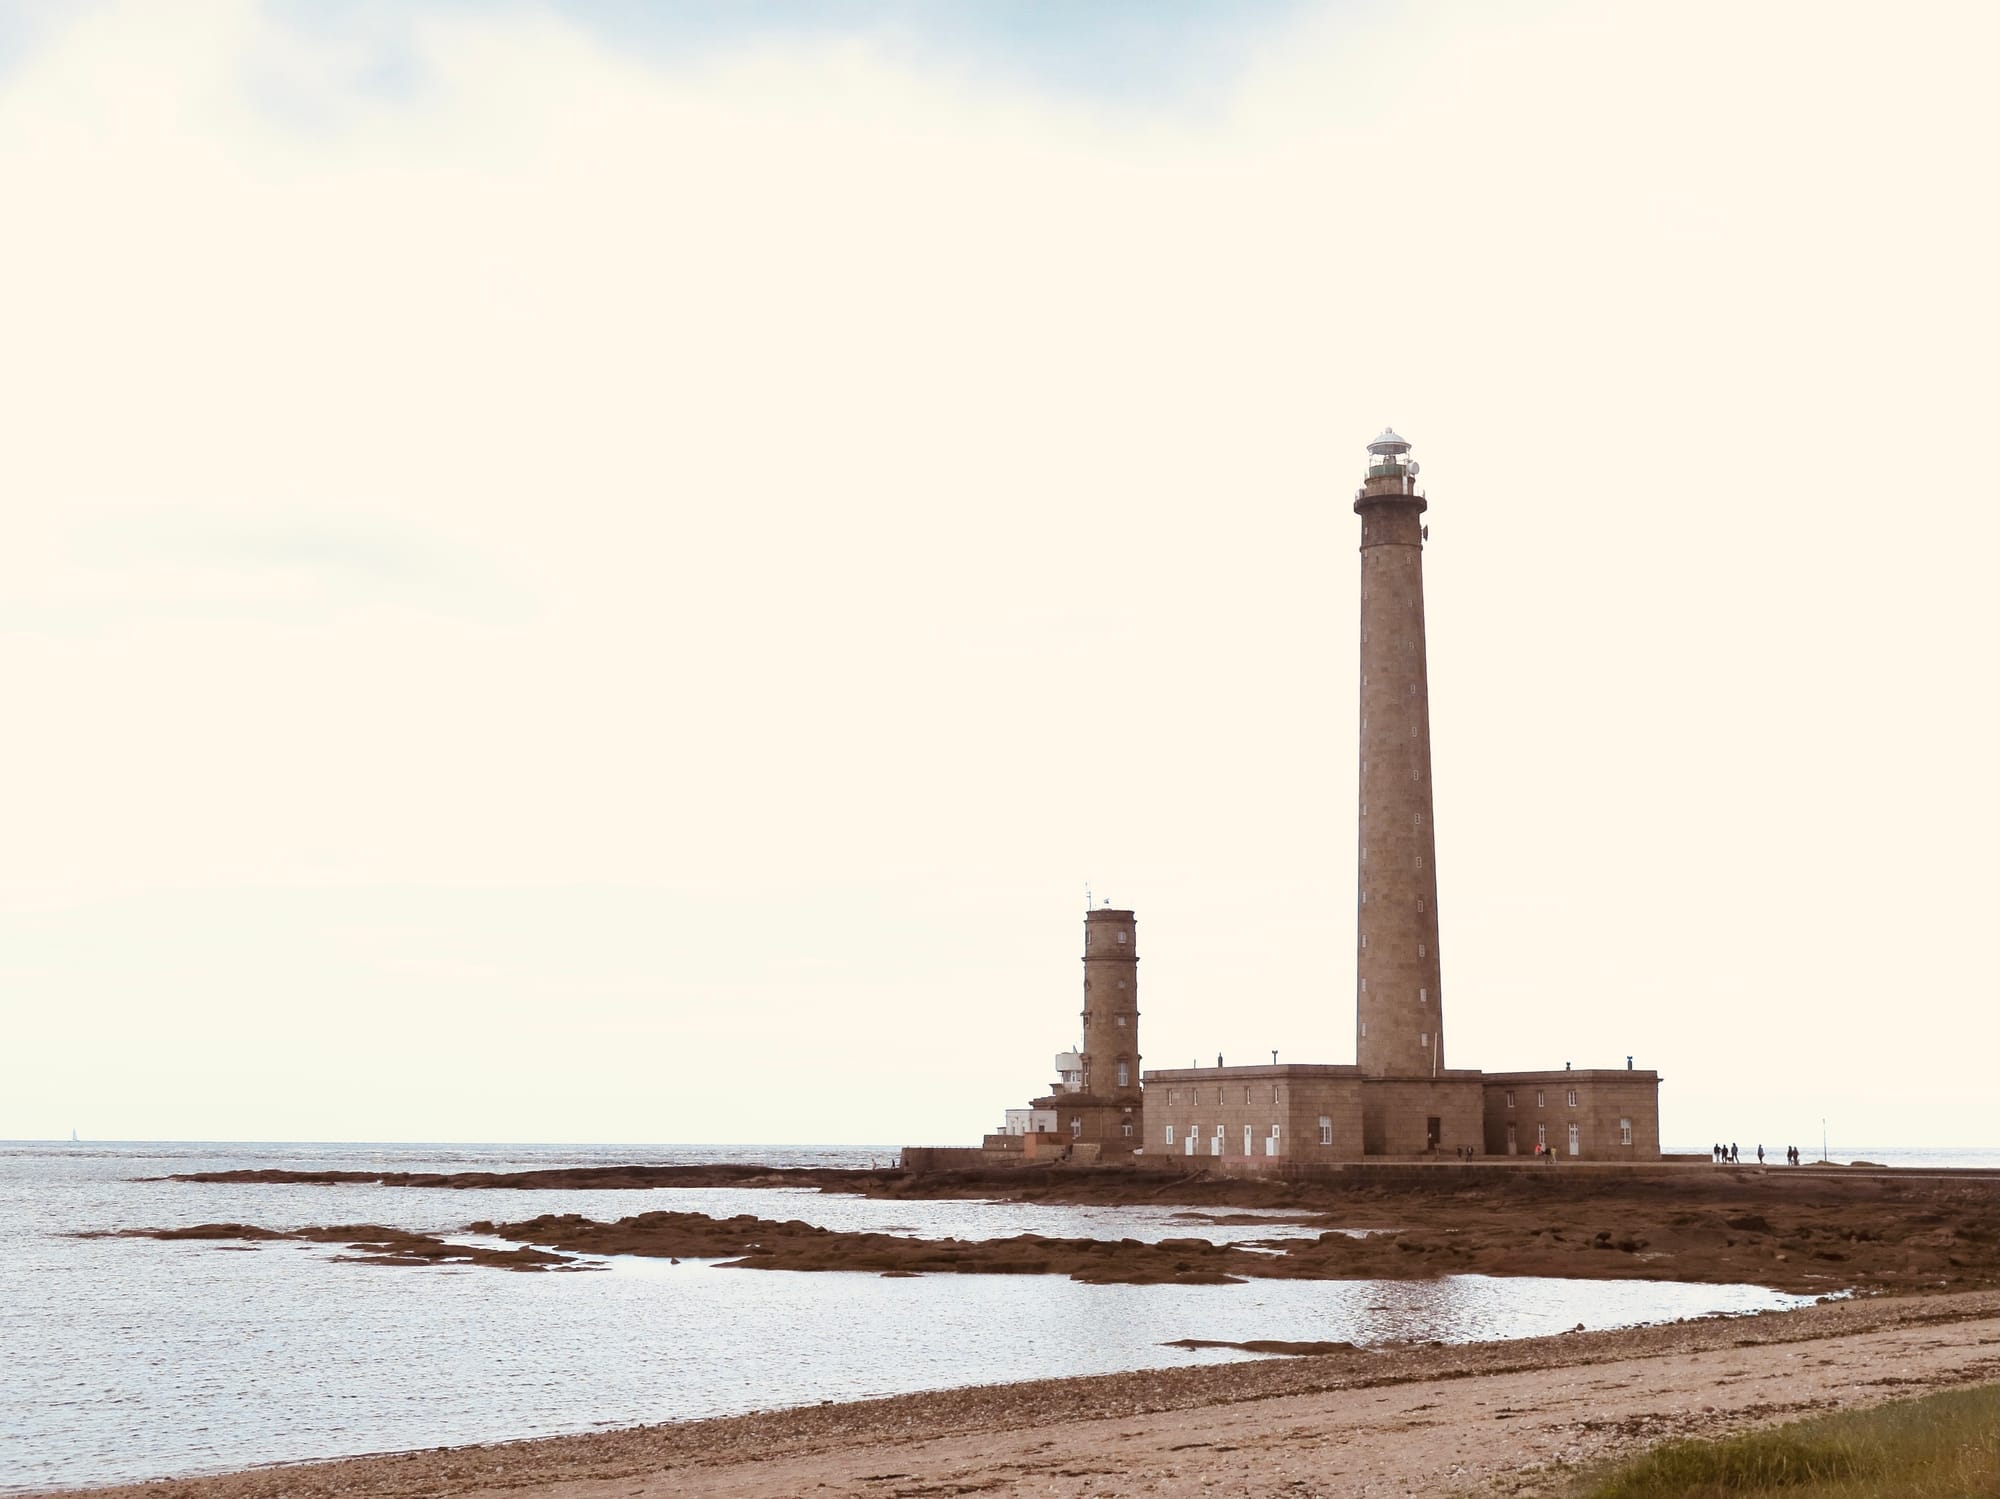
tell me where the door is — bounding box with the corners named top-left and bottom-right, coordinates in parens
top-left (1210, 1126), bottom-right (1223, 1156)
top-left (1243, 1125), bottom-right (1253, 1156)
top-left (1264, 1125), bottom-right (1280, 1157)
top-left (1426, 1116), bottom-right (1441, 1150)
top-left (1506, 1123), bottom-right (1517, 1155)
top-left (1184, 1127), bottom-right (1197, 1156)
top-left (1568, 1123), bottom-right (1580, 1156)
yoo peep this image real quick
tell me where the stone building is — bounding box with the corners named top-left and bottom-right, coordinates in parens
top-left (980, 430), bottom-right (1661, 1164)
top-left (1140, 429), bottom-right (1662, 1162)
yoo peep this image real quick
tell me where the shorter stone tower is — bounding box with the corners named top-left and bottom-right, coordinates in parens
top-left (1080, 907), bottom-right (1141, 1105)
top-left (1028, 906), bottom-right (1142, 1154)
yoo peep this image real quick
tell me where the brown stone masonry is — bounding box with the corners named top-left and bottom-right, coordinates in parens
top-left (1354, 444), bottom-right (1443, 1078)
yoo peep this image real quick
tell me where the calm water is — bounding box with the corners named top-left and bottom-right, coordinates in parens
top-left (0, 1141), bottom-right (1856, 1494)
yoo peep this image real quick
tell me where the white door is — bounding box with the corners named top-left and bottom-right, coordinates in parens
top-left (1184, 1127), bottom-right (1197, 1156)
top-left (1242, 1125), bottom-right (1253, 1156)
top-left (1567, 1123), bottom-right (1580, 1157)
top-left (1265, 1125), bottom-right (1280, 1157)
top-left (1210, 1127), bottom-right (1223, 1156)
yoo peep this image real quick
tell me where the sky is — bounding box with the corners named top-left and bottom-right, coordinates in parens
top-left (1, 0), bottom-right (1994, 1151)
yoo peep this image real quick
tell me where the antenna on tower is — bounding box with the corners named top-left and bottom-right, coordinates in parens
top-left (1084, 881), bottom-right (1092, 912)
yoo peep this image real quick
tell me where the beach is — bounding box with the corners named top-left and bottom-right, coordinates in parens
top-left (34, 1288), bottom-right (1998, 1498)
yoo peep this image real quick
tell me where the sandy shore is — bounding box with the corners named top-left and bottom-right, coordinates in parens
top-left (41, 1290), bottom-right (1998, 1499)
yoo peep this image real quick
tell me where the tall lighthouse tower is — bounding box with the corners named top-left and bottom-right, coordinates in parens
top-left (1354, 428), bottom-right (1445, 1079)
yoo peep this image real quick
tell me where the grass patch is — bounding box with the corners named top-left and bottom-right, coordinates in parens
top-left (1571, 1384), bottom-right (1997, 1498)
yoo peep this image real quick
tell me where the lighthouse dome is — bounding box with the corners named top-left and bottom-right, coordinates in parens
top-left (1366, 427), bottom-right (1411, 455)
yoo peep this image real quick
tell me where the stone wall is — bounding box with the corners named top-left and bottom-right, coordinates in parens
top-left (1357, 1074), bottom-right (1485, 1155)
top-left (1481, 1070), bottom-right (1662, 1160)
top-left (1142, 1065), bottom-right (1366, 1161)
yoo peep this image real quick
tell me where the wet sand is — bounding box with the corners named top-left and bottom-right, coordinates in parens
top-left (33, 1290), bottom-right (1998, 1499)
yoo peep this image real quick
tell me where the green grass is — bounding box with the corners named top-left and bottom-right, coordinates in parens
top-left (1570, 1384), bottom-right (1997, 1498)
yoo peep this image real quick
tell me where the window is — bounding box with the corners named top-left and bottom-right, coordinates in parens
top-left (1070, 1117), bottom-right (1081, 1137)
top-left (1164, 1124), bottom-right (1176, 1145)
top-left (1360, 979), bottom-right (1367, 993)
top-left (1417, 945), bottom-right (1425, 958)
top-left (1318, 1116), bottom-right (1333, 1145)
top-left (1537, 1124), bottom-right (1547, 1148)
top-left (1272, 1086), bottom-right (1281, 1103)
top-left (1192, 1089), bottom-right (1200, 1106)
top-left (1360, 1022), bottom-right (1367, 1038)
top-left (1117, 1062), bottom-right (1130, 1088)
top-left (1116, 931), bottom-right (1127, 944)
top-left (1360, 933), bottom-right (1368, 947)
top-left (1620, 1118), bottom-right (1633, 1145)
top-left (1567, 1089), bottom-right (1578, 1108)
top-left (1414, 812), bottom-right (1423, 825)
top-left (1121, 1122), bottom-right (1133, 1137)
top-left (1116, 1014), bottom-right (1127, 1027)
top-left (1419, 988), bottom-right (1428, 1004)
top-left (1419, 1032), bottom-right (1429, 1048)
top-left (1536, 1090), bottom-right (1545, 1108)
top-left (1505, 1090), bottom-right (1515, 1109)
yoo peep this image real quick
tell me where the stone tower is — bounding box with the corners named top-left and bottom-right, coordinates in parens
top-left (1079, 907), bottom-right (1141, 1110)
top-left (1354, 428), bottom-right (1445, 1077)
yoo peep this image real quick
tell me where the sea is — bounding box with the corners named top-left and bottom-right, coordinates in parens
top-left (1, 1140), bottom-right (1988, 1495)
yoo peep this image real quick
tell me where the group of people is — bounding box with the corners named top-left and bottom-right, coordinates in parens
top-left (1711, 1142), bottom-right (1806, 1165)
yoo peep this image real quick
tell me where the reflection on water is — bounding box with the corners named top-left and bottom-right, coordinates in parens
top-left (0, 1142), bottom-right (1820, 1494)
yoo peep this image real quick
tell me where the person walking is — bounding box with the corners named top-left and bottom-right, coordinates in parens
top-left (1757, 1144), bottom-right (1765, 1164)
top-left (1730, 1141), bottom-right (1739, 1163)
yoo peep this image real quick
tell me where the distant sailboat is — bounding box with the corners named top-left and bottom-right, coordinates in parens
top-left (70, 1128), bottom-right (80, 1144)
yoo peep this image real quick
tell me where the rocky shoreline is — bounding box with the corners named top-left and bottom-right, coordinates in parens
top-left (120, 1162), bottom-right (2000, 1295)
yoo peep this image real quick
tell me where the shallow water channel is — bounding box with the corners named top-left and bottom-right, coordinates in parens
top-left (0, 1142), bottom-right (1820, 1493)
